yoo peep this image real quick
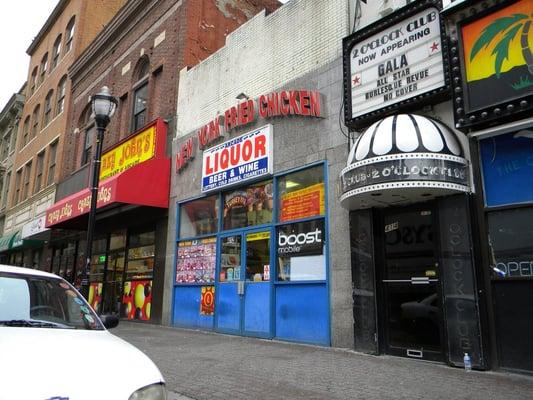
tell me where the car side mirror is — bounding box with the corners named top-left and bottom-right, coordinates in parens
top-left (100, 314), bottom-right (119, 329)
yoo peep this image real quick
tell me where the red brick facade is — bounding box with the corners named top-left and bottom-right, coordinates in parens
top-left (62, 0), bottom-right (280, 183)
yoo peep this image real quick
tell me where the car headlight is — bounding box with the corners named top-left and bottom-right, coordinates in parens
top-left (129, 383), bottom-right (166, 400)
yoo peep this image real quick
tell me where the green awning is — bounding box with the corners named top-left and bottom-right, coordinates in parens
top-left (11, 231), bottom-right (42, 250)
top-left (0, 231), bottom-right (19, 252)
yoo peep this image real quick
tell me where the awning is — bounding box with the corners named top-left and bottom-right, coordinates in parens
top-left (45, 157), bottom-right (170, 229)
top-left (0, 231), bottom-right (18, 252)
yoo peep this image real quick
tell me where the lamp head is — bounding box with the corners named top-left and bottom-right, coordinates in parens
top-left (91, 86), bottom-right (117, 128)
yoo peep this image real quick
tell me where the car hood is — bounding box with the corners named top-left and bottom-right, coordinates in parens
top-left (0, 327), bottom-right (164, 400)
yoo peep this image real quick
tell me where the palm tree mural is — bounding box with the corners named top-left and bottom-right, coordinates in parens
top-left (470, 13), bottom-right (533, 78)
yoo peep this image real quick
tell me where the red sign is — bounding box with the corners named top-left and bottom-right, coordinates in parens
top-left (122, 280), bottom-right (152, 321)
top-left (176, 136), bottom-right (195, 171)
top-left (280, 183), bottom-right (325, 222)
top-left (200, 286), bottom-right (215, 315)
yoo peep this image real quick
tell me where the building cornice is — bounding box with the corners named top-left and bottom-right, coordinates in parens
top-left (27, 0), bottom-right (70, 55)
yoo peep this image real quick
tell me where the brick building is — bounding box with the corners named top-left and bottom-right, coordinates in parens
top-left (45, 0), bottom-right (281, 324)
top-left (1, 0), bottom-right (126, 268)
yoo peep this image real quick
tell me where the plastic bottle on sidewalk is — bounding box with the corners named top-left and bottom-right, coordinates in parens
top-left (464, 353), bottom-right (472, 372)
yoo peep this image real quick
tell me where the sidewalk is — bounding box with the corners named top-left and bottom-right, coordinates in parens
top-left (114, 322), bottom-right (533, 400)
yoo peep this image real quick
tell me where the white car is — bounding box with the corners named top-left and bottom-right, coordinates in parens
top-left (0, 265), bottom-right (166, 400)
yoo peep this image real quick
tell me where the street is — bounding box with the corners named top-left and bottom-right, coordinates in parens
top-left (114, 322), bottom-right (533, 400)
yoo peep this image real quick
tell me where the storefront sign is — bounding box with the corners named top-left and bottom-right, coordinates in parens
top-left (247, 231), bottom-right (270, 242)
top-left (200, 286), bottom-right (215, 315)
top-left (201, 125), bottom-right (273, 192)
top-left (448, 0), bottom-right (533, 130)
top-left (343, 1), bottom-right (447, 128)
top-left (21, 215), bottom-right (48, 239)
top-left (277, 220), bottom-right (324, 256)
top-left (280, 183), bottom-right (325, 222)
top-left (100, 124), bottom-right (157, 180)
top-left (342, 157), bottom-right (468, 194)
top-left (480, 132), bottom-right (533, 207)
top-left (176, 136), bottom-right (196, 172)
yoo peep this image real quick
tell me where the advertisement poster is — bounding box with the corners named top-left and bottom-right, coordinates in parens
top-left (461, 0), bottom-right (533, 112)
top-left (200, 286), bottom-right (215, 315)
top-left (202, 125), bottom-right (273, 192)
top-left (348, 6), bottom-right (444, 120)
top-left (224, 182), bottom-right (273, 228)
top-left (176, 238), bottom-right (216, 283)
top-left (122, 280), bottom-right (152, 321)
top-left (88, 282), bottom-right (102, 313)
top-left (280, 183), bottom-right (325, 222)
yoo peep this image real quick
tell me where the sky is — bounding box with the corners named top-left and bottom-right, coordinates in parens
top-left (0, 0), bottom-right (291, 112)
top-left (0, 0), bottom-right (58, 111)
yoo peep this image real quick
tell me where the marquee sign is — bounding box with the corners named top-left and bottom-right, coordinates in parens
top-left (446, 0), bottom-right (533, 131)
top-left (201, 125), bottom-right (273, 192)
top-left (342, 0), bottom-right (448, 129)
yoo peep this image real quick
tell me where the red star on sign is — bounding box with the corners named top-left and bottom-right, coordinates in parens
top-left (352, 74), bottom-right (361, 87)
top-left (430, 41), bottom-right (439, 52)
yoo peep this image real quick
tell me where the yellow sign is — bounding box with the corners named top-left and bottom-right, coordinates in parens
top-left (100, 126), bottom-right (156, 180)
top-left (280, 182), bottom-right (325, 222)
top-left (246, 231), bottom-right (270, 242)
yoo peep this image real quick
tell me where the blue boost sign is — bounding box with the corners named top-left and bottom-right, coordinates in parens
top-left (480, 131), bottom-right (533, 207)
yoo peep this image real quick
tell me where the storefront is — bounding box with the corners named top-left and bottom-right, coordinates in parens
top-left (173, 122), bottom-right (330, 345)
top-left (443, 0), bottom-right (533, 373)
top-left (45, 119), bottom-right (170, 323)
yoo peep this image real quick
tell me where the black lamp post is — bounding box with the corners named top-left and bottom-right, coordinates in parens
top-left (80, 86), bottom-right (117, 300)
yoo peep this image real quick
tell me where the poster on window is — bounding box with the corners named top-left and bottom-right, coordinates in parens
top-left (88, 282), bottom-right (102, 313)
top-left (280, 183), bottom-right (325, 222)
top-left (176, 237), bottom-right (216, 283)
top-left (122, 280), bottom-right (152, 321)
top-left (200, 286), bottom-right (215, 315)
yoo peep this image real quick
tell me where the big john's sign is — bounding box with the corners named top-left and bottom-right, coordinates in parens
top-left (176, 89), bottom-right (322, 172)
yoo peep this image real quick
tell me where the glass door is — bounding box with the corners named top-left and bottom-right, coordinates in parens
top-left (380, 205), bottom-right (443, 361)
top-left (102, 250), bottom-right (125, 315)
top-left (215, 229), bottom-right (272, 337)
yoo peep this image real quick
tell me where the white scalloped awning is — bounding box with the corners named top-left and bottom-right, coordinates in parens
top-left (340, 114), bottom-right (471, 210)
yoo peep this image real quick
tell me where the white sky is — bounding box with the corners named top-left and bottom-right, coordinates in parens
top-left (0, 0), bottom-right (290, 111)
top-left (0, 1), bottom-right (62, 111)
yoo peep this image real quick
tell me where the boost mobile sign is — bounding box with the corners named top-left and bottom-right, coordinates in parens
top-left (277, 220), bottom-right (324, 257)
top-left (201, 125), bottom-right (273, 192)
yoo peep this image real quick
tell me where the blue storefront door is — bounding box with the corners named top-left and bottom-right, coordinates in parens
top-left (215, 229), bottom-right (272, 337)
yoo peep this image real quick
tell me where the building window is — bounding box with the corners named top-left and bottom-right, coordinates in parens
top-left (31, 105), bottom-right (40, 138)
top-left (2, 134), bottom-right (10, 160)
top-left (43, 90), bottom-right (53, 127)
top-left (82, 125), bottom-right (95, 165)
top-left (65, 17), bottom-right (75, 54)
top-left (132, 83), bottom-right (148, 131)
top-left (22, 161), bottom-right (32, 200)
top-left (56, 75), bottom-right (67, 116)
top-left (34, 151), bottom-right (45, 193)
top-left (47, 141), bottom-right (58, 186)
top-left (223, 181), bottom-right (273, 230)
top-left (52, 34), bottom-right (62, 69)
top-left (22, 117), bottom-right (30, 146)
top-left (29, 67), bottom-right (38, 95)
top-left (39, 53), bottom-right (48, 85)
top-left (2, 172), bottom-right (10, 208)
top-left (13, 170), bottom-right (22, 205)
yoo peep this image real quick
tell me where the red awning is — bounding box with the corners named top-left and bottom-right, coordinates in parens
top-left (45, 157), bottom-right (170, 229)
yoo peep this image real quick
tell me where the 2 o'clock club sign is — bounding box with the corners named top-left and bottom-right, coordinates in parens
top-left (343, 1), bottom-right (448, 129)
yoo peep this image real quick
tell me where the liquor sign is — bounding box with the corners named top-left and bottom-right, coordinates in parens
top-left (343, 1), bottom-right (448, 129)
top-left (201, 125), bottom-right (273, 192)
top-left (447, 0), bottom-right (533, 131)
top-left (100, 124), bottom-right (157, 180)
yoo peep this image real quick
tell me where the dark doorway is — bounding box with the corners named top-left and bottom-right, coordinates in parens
top-left (379, 203), bottom-right (444, 361)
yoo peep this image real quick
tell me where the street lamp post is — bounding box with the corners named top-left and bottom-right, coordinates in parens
top-left (80, 86), bottom-right (117, 300)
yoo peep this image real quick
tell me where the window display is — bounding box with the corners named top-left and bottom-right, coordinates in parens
top-left (176, 237), bottom-right (216, 283)
top-left (127, 230), bottom-right (155, 280)
top-left (223, 181), bottom-right (273, 230)
top-left (278, 165), bottom-right (324, 222)
top-left (180, 195), bottom-right (218, 238)
top-left (220, 236), bottom-right (241, 282)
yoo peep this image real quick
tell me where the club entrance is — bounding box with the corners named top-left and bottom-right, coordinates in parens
top-left (378, 204), bottom-right (444, 361)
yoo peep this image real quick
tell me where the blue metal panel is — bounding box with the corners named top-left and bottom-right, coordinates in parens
top-left (480, 133), bottom-right (533, 207)
top-left (215, 282), bottom-right (241, 332)
top-left (244, 282), bottom-right (270, 335)
top-left (275, 283), bottom-right (329, 345)
top-left (172, 286), bottom-right (214, 329)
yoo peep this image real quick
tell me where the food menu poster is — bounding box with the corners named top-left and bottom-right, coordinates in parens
top-left (176, 237), bottom-right (216, 283)
top-left (280, 183), bottom-right (325, 222)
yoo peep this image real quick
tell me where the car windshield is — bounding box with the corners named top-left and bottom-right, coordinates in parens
top-left (0, 272), bottom-right (104, 330)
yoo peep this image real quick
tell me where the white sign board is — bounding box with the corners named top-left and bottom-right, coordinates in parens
top-left (349, 7), bottom-right (445, 118)
top-left (201, 125), bottom-right (273, 192)
top-left (21, 215), bottom-right (48, 239)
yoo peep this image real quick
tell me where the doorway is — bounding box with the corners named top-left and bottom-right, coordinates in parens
top-left (378, 204), bottom-right (444, 361)
top-left (215, 229), bottom-right (272, 337)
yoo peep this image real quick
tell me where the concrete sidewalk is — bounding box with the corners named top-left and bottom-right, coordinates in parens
top-left (114, 322), bottom-right (533, 400)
